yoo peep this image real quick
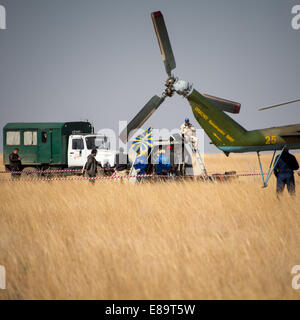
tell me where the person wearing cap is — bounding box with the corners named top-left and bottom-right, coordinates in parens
top-left (155, 149), bottom-right (171, 179)
top-left (9, 148), bottom-right (22, 179)
top-left (85, 148), bottom-right (98, 183)
top-left (274, 149), bottom-right (299, 196)
top-left (180, 118), bottom-right (198, 151)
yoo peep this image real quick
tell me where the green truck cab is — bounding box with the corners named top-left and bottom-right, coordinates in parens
top-left (3, 122), bottom-right (116, 172)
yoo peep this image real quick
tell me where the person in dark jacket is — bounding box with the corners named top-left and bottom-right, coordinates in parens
top-left (274, 149), bottom-right (299, 195)
top-left (85, 149), bottom-right (98, 183)
top-left (9, 148), bottom-right (22, 179)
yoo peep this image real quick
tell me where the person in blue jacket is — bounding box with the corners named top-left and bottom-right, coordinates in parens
top-left (155, 149), bottom-right (171, 178)
top-left (133, 150), bottom-right (148, 182)
top-left (274, 149), bottom-right (299, 195)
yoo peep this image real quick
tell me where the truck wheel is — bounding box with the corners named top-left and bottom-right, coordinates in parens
top-left (21, 167), bottom-right (38, 180)
top-left (43, 167), bottom-right (62, 178)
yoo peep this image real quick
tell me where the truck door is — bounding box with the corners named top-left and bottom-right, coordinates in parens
top-left (68, 136), bottom-right (85, 168)
top-left (38, 129), bottom-right (52, 163)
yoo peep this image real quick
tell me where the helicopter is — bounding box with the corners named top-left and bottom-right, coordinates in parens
top-left (120, 11), bottom-right (300, 187)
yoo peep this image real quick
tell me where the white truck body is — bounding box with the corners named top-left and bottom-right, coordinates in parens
top-left (67, 134), bottom-right (116, 168)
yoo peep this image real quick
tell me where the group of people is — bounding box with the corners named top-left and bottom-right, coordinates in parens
top-left (133, 149), bottom-right (172, 180)
top-left (7, 118), bottom-right (300, 195)
top-left (84, 146), bottom-right (173, 183)
top-left (133, 118), bottom-right (196, 179)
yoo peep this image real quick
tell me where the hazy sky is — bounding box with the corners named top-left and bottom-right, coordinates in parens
top-left (0, 0), bottom-right (299, 152)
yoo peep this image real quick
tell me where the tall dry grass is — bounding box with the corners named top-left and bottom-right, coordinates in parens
top-left (0, 153), bottom-right (300, 299)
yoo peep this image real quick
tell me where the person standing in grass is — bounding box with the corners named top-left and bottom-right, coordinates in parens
top-left (274, 149), bottom-right (299, 195)
top-left (85, 148), bottom-right (98, 184)
top-left (9, 148), bottom-right (22, 179)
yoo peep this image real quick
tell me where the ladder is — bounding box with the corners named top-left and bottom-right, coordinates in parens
top-left (186, 141), bottom-right (207, 177)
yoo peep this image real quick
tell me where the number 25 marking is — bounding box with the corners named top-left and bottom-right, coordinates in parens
top-left (265, 136), bottom-right (276, 144)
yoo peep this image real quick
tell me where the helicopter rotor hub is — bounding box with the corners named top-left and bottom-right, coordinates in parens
top-left (163, 76), bottom-right (192, 98)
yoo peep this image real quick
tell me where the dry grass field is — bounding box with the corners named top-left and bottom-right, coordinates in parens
top-left (0, 153), bottom-right (300, 299)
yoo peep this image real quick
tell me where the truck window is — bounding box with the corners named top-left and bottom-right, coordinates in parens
top-left (86, 136), bottom-right (109, 150)
top-left (41, 132), bottom-right (47, 143)
top-left (72, 138), bottom-right (84, 150)
top-left (24, 131), bottom-right (37, 146)
top-left (6, 131), bottom-right (20, 145)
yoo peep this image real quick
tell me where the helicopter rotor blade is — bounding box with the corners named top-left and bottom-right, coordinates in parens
top-left (258, 99), bottom-right (300, 111)
top-left (202, 93), bottom-right (241, 114)
top-left (151, 11), bottom-right (176, 76)
top-left (120, 95), bottom-right (165, 143)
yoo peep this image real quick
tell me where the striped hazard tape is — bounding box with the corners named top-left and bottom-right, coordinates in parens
top-left (0, 173), bottom-right (154, 183)
top-left (0, 172), bottom-right (268, 183)
top-left (0, 167), bottom-right (114, 174)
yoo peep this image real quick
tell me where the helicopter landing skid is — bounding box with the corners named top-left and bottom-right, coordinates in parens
top-left (257, 145), bottom-right (286, 188)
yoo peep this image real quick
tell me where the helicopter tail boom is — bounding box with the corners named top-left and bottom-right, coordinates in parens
top-left (187, 89), bottom-right (247, 149)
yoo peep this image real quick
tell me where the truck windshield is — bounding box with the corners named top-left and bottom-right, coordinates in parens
top-left (85, 136), bottom-right (110, 150)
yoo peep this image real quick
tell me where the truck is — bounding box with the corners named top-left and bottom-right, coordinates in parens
top-left (3, 122), bottom-right (116, 174)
